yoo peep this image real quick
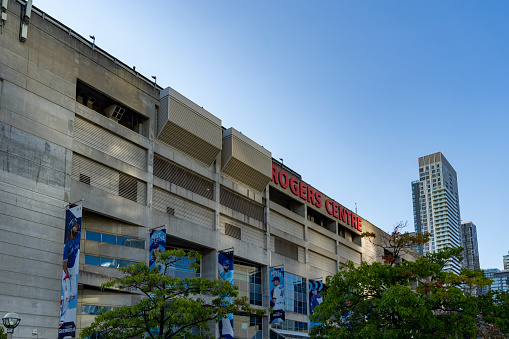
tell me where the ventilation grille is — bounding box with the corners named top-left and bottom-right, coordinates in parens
top-left (71, 153), bottom-right (146, 204)
top-left (152, 187), bottom-right (214, 229)
top-left (275, 238), bottom-right (298, 260)
top-left (153, 155), bottom-right (214, 200)
top-left (74, 116), bottom-right (147, 170)
top-left (220, 187), bottom-right (264, 222)
top-left (225, 223), bottom-right (241, 240)
top-left (270, 212), bottom-right (304, 239)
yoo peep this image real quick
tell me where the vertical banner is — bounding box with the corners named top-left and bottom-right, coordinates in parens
top-left (309, 280), bottom-right (324, 328)
top-left (218, 251), bottom-right (234, 339)
top-left (59, 204), bottom-right (82, 339)
top-left (269, 268), bottom-right (285, 323)
top-left (149, 229), bottom-right (166, 274)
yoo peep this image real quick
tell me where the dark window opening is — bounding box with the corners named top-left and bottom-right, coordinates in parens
top-left (80, 174), bottom-right (91, 185)
top-left (307, 207), bottom-right (335, 233)
top-left (225, 223), bottom-right (241, 240)
top-left (76, 80), bottom-right (147, 136)
top-left (275, 238), bottom-right (298, 260)
top-left (269, 186), bottom-right (305, 217)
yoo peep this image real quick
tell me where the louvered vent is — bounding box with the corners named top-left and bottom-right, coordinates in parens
top-left (225, 223), bottom-right (241, 240)
top-left (166, 207), bottom-right (175, 215)
top-left (275, 238), bottom-right (298, 260)
top-left (220, 187), bottom-right (264, 222)
top-left (153, 155), bottom-right (214, 200)
top-left (74, 116), bottom-right (147, 170)
top-left (158, 87), bottom-right (222, 165)
top-left (71, 153), bottom-right (146, 204)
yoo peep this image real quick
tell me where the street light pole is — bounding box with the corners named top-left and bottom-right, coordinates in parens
top-left (2, 312), bottom-right (21, 339)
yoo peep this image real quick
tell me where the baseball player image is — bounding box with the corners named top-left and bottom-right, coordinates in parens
top-left (270, 268), bottom-right (285, 323)
top-left (59, 216), bottom-right (81, 327)
top-left (218, 253), bottom-right (234, 339)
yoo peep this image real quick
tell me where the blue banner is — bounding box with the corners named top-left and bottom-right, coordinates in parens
top-left (309, 280), bottom-right (324, 328)
top-left (59, 204), bottom-right (82, 339)
top-left (270, 268), bottom-right (285, 323)
top-left (149, 229), bottom-right (166, 274)
top-left (218, 251), bottom-right (234, 338)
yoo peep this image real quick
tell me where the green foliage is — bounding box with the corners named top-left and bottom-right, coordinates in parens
top-left (0, 327), bottom-right (6, 339)
top-left (80, 249), bottom-right (263, 339)
top-left (310, 225), bottom-right (508, 338)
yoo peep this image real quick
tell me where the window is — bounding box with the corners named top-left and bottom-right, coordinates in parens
top-left (283, 272), bottom-right (307, 314)
top-left (86, 231), bottom-right (145, 249)
top-left (235, 262), bottom-right (262, 306)
top-left (76, 80), bottom-right (147, 135)
top-left (82, 305), bottom-right (111, 315)
top-left (165, 251), bottom-right (200, 279)
top-left (271, 319), bottom-right (308, 332)
top-left (84, 255), bottom-right (138, 268)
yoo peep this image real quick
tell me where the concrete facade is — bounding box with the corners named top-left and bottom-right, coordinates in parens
top-left (0, 1), bottom-right (417, 338)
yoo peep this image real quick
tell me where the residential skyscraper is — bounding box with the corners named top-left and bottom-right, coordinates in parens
top-left (461, 221), bottom-right (481, 295)
top-left (504, 252), bottom-right (509, 270)
top-left (461, 222), bottom-right (480, 271)
top-left (412, 152), bottom-right (462, 273)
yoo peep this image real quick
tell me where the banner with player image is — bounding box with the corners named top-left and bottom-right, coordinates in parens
top-left (218, 251), bottom-right (234, 339)
top-left (269, 267), bottom-right (285, 323)
top-left (309, 280), bottom-right (324, 328)
top-left (59, 204), bottom-right (82, 339)
top-left (149, 229), bottom-right (166, 274)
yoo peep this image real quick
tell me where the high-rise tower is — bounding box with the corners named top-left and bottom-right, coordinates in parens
top-left (411, 152), bottom-right (462, 273)
top-left (461, 221), bottom-right (480, 295)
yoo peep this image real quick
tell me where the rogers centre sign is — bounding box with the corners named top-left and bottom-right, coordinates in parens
top-left (272, 164), bottom-right (362, 232)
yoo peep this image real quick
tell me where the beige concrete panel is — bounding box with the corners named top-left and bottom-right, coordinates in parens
top-left (0, 251), bottom-right (60, 277)
top-left (0, 39), bottom-right (29, 75)
top-left (0, 269), bottom-right (59, 291)
top-left (308, 250), bottom-right (337, 274)
top-left (75, 104), bottom-right (150, 149)
top-left (0, 205), bottom-right (63, 240)
top-left (307, 243), bottom-right (336, 261)
top-left (269, 201), bottom-right (305, 223)
top-left (0, 65), bottom-right (27, 89)
top-left (3, 81), bottom-right (75, 134)
top-left (308, 229), bottom-right (336, 254)
top-left (220, 174), bottom-right (264, 204)
top-left (219, 205), bottom-right (265, 229)
top-left (338, 243), bottom-right (362, 265)
top-left (70, 180), bottom-right (149, 226)
top-left (0, 181), bottom-right (63, 218)
top-left (270, 212), bottom-right (304, 240)
top-left (83, 213), bottom-right (147, 239)
top-left (0, 231), bottom-right (61, 263)
top-left (73, 141), bottom-right (149, 182)
top-left (27, 60), bottom-right (76, 99)
top-left (153, 176), bottom-right (216, 211)
top-left (269, 227), bottom-right (305, 248)
top-left (270, 252), bottom-right (307, 278)
top-left (217, 234), bottom-right (267, 265)
top-left (26, 76), bottom-right (76, 112)
top-left (163, 211), bottom-right (218, 250)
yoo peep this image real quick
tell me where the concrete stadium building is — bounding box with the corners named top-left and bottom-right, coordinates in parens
top-left (0, 1), bottom-right (417, 338)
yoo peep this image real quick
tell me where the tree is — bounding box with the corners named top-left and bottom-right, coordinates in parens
top-left (0, 327), bottom-right (7, 339)
top-left (310, 223), bottom-right (507, 338)
top-left (80, 249), bottom-right (263, 339)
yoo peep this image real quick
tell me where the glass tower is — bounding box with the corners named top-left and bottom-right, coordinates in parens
top-left (412, 152), bottom-right (462, 274)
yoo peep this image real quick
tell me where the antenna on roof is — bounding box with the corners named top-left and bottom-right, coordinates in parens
top-left (89, 35), bottom-right (95, 50)
top-left (151, 76), bottom-right (157, 89)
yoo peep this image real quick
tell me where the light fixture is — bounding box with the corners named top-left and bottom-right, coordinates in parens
top-left (151, 76), bottom-right (157, 89)
top-left (89, 35), bottom-right (95, 50)
top-left (3, 312), bottom-right (21, 336)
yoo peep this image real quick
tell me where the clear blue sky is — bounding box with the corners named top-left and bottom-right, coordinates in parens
top-left (35, 0), bottom-right (509, 270)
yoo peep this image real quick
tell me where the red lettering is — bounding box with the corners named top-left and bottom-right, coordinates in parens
top-left (332, 202), bottom-right (339, 218)
top-left (299, 182), bottom-right (307, 200)
top-left (279, 171), bottom-right (289, 189)
top-left (325, 199), bottom-right (333, 215)
top-left (339, 205), bottom-right (346, 222)
top-left (290, 177), bottom-right (299, 196)
top-left (345, 210), bottom-right (352, 225)
top-left (315, 192), bottom-right (322, 208)
top-left (272, 165), bottom-right (279, 184)
top-left (357, 217), bottom-right (363, 232)
top-left (352, 215), bottom-right (358, 229)
top-left (307, 186), bottom-right (315, 205)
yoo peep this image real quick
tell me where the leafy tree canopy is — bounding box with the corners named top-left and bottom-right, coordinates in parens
top-left (310, 223), bottom-right (508, 338)
top-left (80, 249), bottom-right (263, 339)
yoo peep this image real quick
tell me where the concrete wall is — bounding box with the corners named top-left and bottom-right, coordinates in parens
top-left (0, 1), bottom-right (418, 338)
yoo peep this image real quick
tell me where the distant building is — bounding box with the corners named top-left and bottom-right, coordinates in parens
top-left (503, 252), bottom-right (509, 270)
top-left (461, 222), bottom-right (480, 270)
top-left (483, 268), bottom-right (509, 294)
top-left (412, 152), bottom-right (462, 274)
